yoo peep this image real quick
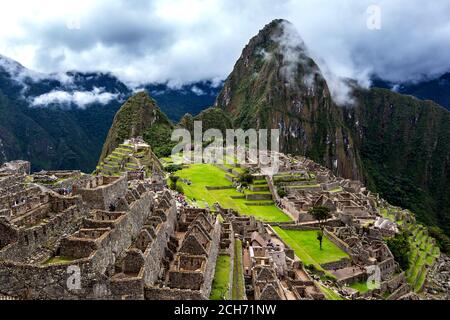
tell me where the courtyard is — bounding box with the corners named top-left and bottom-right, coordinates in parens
top-left (272, 227), bottom-right (350, 270)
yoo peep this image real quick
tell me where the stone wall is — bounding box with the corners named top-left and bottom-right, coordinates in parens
top-left (0, 196), bottom-right (87, 262)
top-left (246, 193), bottom-right (273, 201)
top-left (73, 176), bottom-right (127, 210)
top-left (0, 189), bottom-right (155, 299)
top-left (380, 272), bottom-right (407, 294)
top-left (200, 218), bottom-right (221, 298)
top-left (142, 196), bottom-right (177, 285)
top-left (144, 287), bottom-right (204, 300)
top-left (320, 258), bottom-right (352, 271)
top-left (323, 229), bottom-right (353, 256)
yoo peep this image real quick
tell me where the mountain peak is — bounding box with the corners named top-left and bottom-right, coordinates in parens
top-left (98, 91), bottom-right (173, 163)
top-left (0, 54), bottom-right (30, 79)
top-left (215, 20), bottom-right (360, 179)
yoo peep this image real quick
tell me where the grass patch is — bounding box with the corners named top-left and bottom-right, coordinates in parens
top-left (349, 281), bottom-right (371, 294)
top-left (43, 256), bottom-right (75, 265)
top-left (317, 283), bottom-right (344, 300)
top-left (175, 164), bottom-right (291, 222)
top-left (232, 240), bottom-right (246, 300)
top-left (273, 228), bottom-right (349, 268)
top-left (210, 255), bottom-right (231, 300)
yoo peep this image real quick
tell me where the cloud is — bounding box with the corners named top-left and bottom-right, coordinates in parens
top-left (31, 87), bottom-right (120, 109)
top-left (0, 0), bottom-right (449, 87)
top-left (191, 86), bottom-right (205, 96)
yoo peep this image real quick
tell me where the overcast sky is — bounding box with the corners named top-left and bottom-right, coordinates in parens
top-left (0, 0), bottom-right (449, 86)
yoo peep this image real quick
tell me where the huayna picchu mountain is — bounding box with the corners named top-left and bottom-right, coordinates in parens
top-left (214, 19), bottom-right (450, 235)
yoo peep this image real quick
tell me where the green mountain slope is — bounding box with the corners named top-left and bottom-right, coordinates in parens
top-left (214, 19), bottom-right (450, 235)
top-left (178, 107), bottom-right (233, 135)
top-left (99, 91), bottom-right (174, 163)
top-left (0, 90), bottom-right (100, 171)
top-left (348, 88), bottom-right (450, 234)
top-left (214, 19), bottom-right (363, 180)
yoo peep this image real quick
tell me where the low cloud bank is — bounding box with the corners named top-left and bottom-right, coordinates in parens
top-left (31, 87), bottom-right (120, 108)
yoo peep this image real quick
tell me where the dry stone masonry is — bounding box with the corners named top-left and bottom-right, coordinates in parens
top-left (0, 144), bottom-right (448, 300)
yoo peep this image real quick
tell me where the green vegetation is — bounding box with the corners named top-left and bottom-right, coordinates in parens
top-left (307, 206), bottom-right (331, 250)
top-left (404, 224), bottom-right (440, 292)
top-left (273, 227), bottom-right (349, 270)
top-left (210, 255), bottom-right (231, 300)
top-left (165, 164), bottom-right (183, 173)
top-left (349, 281), bottom-right (371, 294)
top-left (277, 188), bottom-right (287, 198)
top-left (317, 283), bottom-right (344, 300)
top-left (232, 240), bottom-right (246, 300)
top-left (427, 226), bottom-right (450, 254)
top-left (43, 256), bottom-right (75, 265)
top-left (236, 169), bottom-right (254, 187)
top-left (175, 164), bottom-right (291, 222)
top-left (143, 123), bottom-right (175, 158)
top-left (356, 88), bottom-right (450, 238)
top-left (386, 231), bottom-right (411, 270)
top-left (99, 91), bottom-right (174, 165)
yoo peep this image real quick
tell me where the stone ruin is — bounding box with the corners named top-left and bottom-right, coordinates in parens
top-left (145, 208), bottom-right (221, 300)
top-left (0, 160), bottom-right (223, 300)
top-left (239, 224), bottom-right (325, 300)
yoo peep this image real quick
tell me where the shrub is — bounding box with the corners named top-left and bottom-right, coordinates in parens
top-left (165, 164), bottom-right (183, 173)
top-left (277, 188), bottom-right (287, 198)
top-left (176, 184), bottom-right (184, 194)
top-left (237, 169), bottom-right (254, 186)
top-left (386, 231), bottom-right (411, 270)
top-left (428, 226), bottom-right (450, 254)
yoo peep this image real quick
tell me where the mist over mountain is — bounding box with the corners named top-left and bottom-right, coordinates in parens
top-left (372, 73), bottom-right (450, 111)
top-left (1, 14), bottom-right (450, 238)
top-left (0, 54), bottom-right (219, 172)
top-left (213, 19), bottom-right (450, 235)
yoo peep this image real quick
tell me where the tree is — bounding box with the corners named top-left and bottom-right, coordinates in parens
top-left (237, 169), bottom-right (254, 187)
top-left (277, 188), bottom-right (287, 198)
top-left (428, 226), bottom-right (450, 255)
top-left (165, 164), bottom-right (183, 173)
top-left (169, 175), bottom-right (180, 191)
top-left (308, 206), bottom-right (331, 229)
top-left (386, 231), bottom-right (411, 270)
top-left (308, 206), bottom-right (331, 250)
top-left (317, 231), bottom-right (324, 250)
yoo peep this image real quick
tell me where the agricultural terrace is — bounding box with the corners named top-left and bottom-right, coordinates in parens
top-left (405, 224), bottom-right (440, 292)
top-left (380, 204), bottom-right (440, 293)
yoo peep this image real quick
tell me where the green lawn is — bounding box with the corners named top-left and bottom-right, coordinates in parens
top-left (317, 283), bottom-right (344, 300)
top-left (210, 255), bottom-right (231, 300)
top-left (349, 281), bottom-right (371, 294)
top-left (232, 240), bottom-right (246, 300)
top-left (273, 228), bottom-right (349, 269)
top-left (175, 164), bottom-right (291, 222)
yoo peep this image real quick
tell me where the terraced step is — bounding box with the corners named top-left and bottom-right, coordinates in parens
top-left (249, 185), bottom-right (269, 192)
top-left (126, 164), bottom-right (141, 170)
top-left (253, 180), bottom-right (267, 185)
